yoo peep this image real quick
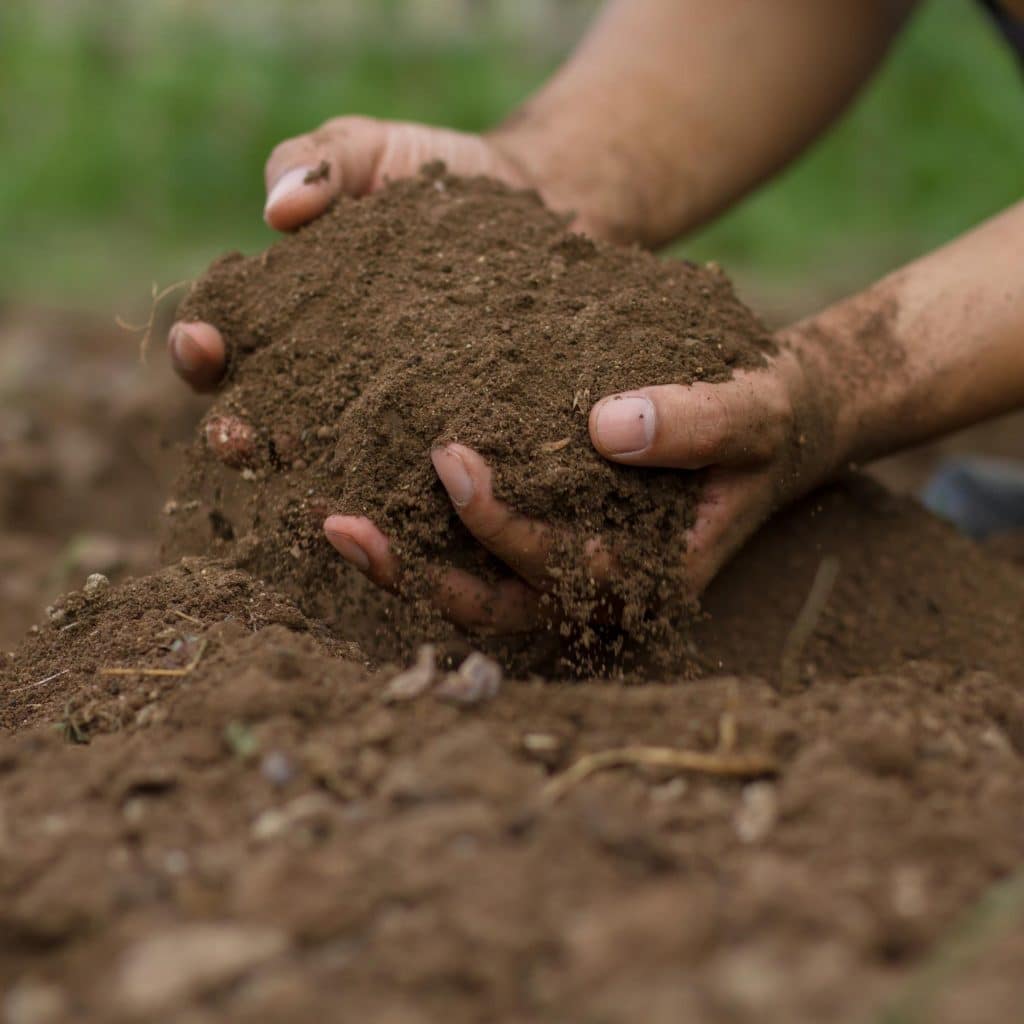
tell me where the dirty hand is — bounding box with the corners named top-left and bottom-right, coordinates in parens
top-left (323, 343), bottom-right (838, 632)
top-left (167, 115), bottom-right (538, 391)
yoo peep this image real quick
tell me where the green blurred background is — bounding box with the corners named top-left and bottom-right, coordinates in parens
top-left (0, 0), bottom-right (1021, 315)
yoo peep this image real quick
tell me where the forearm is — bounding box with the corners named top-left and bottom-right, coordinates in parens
top-left (491, 0), bottom-right (915, 246)
top-left (787, 200), bottom-right (1024, 471)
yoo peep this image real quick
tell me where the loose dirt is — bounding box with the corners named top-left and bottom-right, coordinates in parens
top-left (2, 169), bottom-right (1024, 1023)
top-left (171, 168), bottom-right (773, 673)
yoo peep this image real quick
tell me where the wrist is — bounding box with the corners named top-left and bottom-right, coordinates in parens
top-left (486, 108), bottom-right (668, 246)
top-left (773, 327), bottom-right (852, 490)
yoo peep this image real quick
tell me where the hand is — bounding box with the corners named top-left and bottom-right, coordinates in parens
top-left (168, 115), bottom-right (539, 391)
top-left (323, 343), bottom-right (840, 632)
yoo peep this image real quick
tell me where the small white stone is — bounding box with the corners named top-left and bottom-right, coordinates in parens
top-left (115, 923), bottom-right (289, 1014)
top-left (3, 980), bottom-right (67, 1024)
top-left (734, 782), bottom-right (778, 844)
top-left (382, 644), bottom-right (437, 703)
top-left (436, 652), bottom-right (503, 706)
top-left (83, 572), bottom-right (110, 595)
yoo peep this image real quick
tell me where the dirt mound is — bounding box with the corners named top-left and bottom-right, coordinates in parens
top-left (3, 561), bottom-right (1024, 1022)
top-left (171, 168), bottom-right (772, 671)
top-left (3, 197), bottom-right (1024, 1022)
top-left (3, 558), bottom-right (362, 736)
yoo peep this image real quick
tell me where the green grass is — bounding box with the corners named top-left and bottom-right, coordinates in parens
top-left (0, 0), bottom-right (1020, 309)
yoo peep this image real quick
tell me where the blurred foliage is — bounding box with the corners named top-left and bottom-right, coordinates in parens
top-left (0, 0), bottom-right (1021, 308)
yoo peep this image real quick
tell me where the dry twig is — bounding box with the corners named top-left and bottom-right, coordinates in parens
top-left (779, 555), bottom-right (840, 690)
top-left (169, 608), bottom-right (204, 627)
top-left (538, 437), bottom-right (572, 454)
top-left (540, 744), bottom-right (778, 806)
top-left (10, 669), bottom-right (69, 695)
top-left (100, 638), bottom-right (208, 678)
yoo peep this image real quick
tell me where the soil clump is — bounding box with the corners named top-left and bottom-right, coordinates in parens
top-left (172, 167), bottom-right (773, 672)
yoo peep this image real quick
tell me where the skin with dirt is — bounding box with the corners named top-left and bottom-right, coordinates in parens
top-left (2, 191), bottom-right (1024, 1021)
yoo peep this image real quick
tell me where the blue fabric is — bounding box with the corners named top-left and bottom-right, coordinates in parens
top-left (923, 457), bottom-right (1024, 539)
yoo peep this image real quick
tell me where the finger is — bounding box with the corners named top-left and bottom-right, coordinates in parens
top-left (168, 321), bottom-right (227, 392)
top-left (323, 515), bottom-right (399, 589)
top-left (263, 115), bottom-right (389, 231)
top-left (588, 371), bottom-right (790, 470)
top-left (683, 472), bottom-right (774, 597)
top-left (431, 570), bottom-right (543, 635)
top-left (323, 515), bottom-right (541, 633)
top-left (431, 444), bottom-right (614, 591)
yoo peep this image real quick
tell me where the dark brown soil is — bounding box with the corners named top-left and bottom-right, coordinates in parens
top-left (0, 305), bottom-right (205, 650)
top-left (3, 558), bottom-right (1024, 1023)
top-left (171, 168), bottom-right (773, 672)
top-left (2, 229), bottom-right (1024, 1019)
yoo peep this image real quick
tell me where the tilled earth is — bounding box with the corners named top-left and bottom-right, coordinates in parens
top-left (2, 308), bottom-right (1023, 1023)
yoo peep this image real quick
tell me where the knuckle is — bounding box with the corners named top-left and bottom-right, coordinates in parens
top-left (316, 114), bottom-right (375, 143)
top-left (265, 137), bottom-right (310, 175)
top-left (759, 380), bottom-right (795, 454)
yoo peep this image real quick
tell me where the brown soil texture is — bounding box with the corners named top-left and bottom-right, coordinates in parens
top-left (3, 558), bottom-right (1024, 1023)
top-left (0, 305), bottom-right (205, 649)
top-left (171, 169), bottom-right (773, 671)
top-left (2, 285), bottom-right (1024, 1018)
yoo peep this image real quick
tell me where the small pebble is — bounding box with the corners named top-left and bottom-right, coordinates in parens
top-left (3, 979), bottom-right (68, 1024)
top-left (734, 782), bottom-right (778, 844)
top-left (522, 733), bottom-right (560, 755)
top-left (382, 644), bottom-right (437, 703)
top-left (436, 652), bottom-right (503, 706)
top-left (83, 572), bottom-right (110, 596)
top-left (260, 751), bottom-right (295, 787)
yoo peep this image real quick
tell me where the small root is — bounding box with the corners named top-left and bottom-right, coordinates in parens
top-left (539, 744), bottom-right (778, 806)
top-left (116, 279), bottom-right (190, 363)
top-left (11, 669), bottom-right (69, 695)
top-left (538, 437), bottom-right (572, 454)
top-left (100, 638), bottom-right (207, 678)
top-left (169, 608), bottom-right (204, 627)
top-left (779, 555), bottom-right (840, 690)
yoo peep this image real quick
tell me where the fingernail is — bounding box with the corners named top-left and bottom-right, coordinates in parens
top-left (325, 527), bottom-right (370, 572)
top-left (431, 446), bottom-right (474, 507)
top-left (594, 395), bottom-right (655, 455)
top-left (169, 325), bottom-right (204, 373)
top-left (264, 166), bottom-right (319, 220)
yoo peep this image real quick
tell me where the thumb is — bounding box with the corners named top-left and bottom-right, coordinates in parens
top-left (588, 373), bottom-right (790, 470)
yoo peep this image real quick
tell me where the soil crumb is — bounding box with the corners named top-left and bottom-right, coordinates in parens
top-left (171, 167), bottom-right (772, 673)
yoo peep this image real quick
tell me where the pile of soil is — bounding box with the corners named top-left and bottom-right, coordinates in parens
top-left (3, 560), bottom-right (1024, 1022)
top-left (3, 196), bottom-right (1024, 1021)
top-left (171, 167), bottom-right (773, 671)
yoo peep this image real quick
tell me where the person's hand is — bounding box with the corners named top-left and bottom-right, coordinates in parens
top-left (322, 341), bottom-right (841, 632)
top-left (168, 116), bottom-right (540, 391)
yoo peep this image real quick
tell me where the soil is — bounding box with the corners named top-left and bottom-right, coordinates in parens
top-left (2, 187), bottom-right (1024, 1024)
top-left (171, 168), bottom-right (773, 673)
top-left (3, 559), bottom-right (1024, 1023)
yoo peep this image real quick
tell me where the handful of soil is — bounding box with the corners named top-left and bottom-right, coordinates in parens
top-left (172, 167), bottom-right (772, 670)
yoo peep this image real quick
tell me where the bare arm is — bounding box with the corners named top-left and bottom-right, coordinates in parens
top-left (171, 0), bottom-right (917, 385)
top-left (790, 199), bottom-right (1024, 472)
top-left (494, 0), bottom-right (917, 245)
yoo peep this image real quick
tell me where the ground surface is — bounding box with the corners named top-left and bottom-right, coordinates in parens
top-left (2, 306), bottom-right (1024, 1023)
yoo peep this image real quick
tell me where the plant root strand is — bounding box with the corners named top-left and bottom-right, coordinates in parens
top-left (540, 744), bottom-right (779, 806)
